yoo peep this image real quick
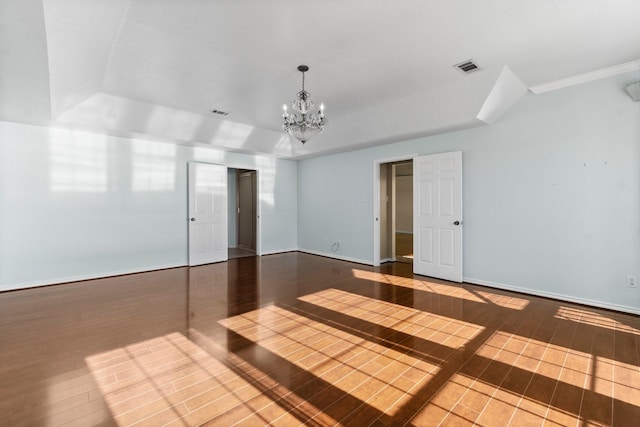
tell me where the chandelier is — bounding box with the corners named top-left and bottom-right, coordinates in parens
top-left (282, 65), bottom-right (325, 144)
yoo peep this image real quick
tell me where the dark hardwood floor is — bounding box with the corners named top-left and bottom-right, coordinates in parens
top-left (228, 247), bottom-right (256, 260)
top-left (0, 252), bottom-right (638, 426)
top-left (395, 233), bottom-right (413, 264)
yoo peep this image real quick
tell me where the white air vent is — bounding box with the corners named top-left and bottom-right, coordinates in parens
top-left (210, 109), bottom-right (229, 116)
top-left (454, 59), bottom-right (480, 74)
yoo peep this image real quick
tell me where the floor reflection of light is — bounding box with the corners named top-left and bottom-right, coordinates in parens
top-left (555, 306), bottom-right (638, 333)
top-left (476, 331), bottom-right (594, 384)
top-left (200, 328), bottom-right (331, 425)
top-left (299, 288), bottom-right (485, 351)
top-left (416, 339), bottom-right (589, 426)
top-left (472, 290), bottom-right (530, 310)
top-left (351, 269), bottom-right (533, 311)
top-left (86, 332), bottom-right (306, 426)
top-left (69, 279), bottom-right (640, 425)
top-left (602, 357), bottom-right (640, 407)
top-left (412, 371), bottom-right (534, 425)
top-left (351, 268), bottom-right (487, 304)
top-left (220, 304), bottom-right (443, 417)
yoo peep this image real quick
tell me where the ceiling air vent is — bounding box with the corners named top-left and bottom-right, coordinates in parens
top-left (210, 109), bottom-right (229, 116)
top-left (454, 59), bottom-right (480, 74)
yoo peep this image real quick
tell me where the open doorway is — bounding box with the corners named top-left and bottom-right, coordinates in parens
top-left (228, 168), bottom-right (257, 259)
top-left (379, 160), bottom-right (413, 264)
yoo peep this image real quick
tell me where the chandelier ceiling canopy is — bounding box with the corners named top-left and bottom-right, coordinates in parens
top-left (282, 65), bottom-right (325, 144)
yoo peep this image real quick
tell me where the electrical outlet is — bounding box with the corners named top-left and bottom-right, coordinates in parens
top-left (628, 276), bottom-right (638, 288)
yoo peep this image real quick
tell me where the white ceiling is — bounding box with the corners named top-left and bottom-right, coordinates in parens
top-left (2, 0), bottom-right (639, 159)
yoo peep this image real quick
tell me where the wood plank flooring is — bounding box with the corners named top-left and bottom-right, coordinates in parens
top-left (0, 252), bottom-right (639, 426)
top-left (395, 233), bottom-right (413, 264)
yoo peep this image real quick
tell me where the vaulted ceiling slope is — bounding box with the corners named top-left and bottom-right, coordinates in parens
top-left (2, 0), bottom-right (639, 159)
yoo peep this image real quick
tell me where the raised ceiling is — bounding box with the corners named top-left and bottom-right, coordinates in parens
top-left (2, 0), bottom-right (639, 159)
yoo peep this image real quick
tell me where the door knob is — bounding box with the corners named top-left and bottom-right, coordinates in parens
top-left (453, 221), bottom-right (460, 226)
top-left (190, 218), bottom-right (195, 222)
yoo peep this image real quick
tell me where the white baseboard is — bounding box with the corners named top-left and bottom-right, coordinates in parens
top-left (5, 258), bottom-right (635, 317)
top-left (463, 277), bottom-right (640, 316)
top-left (1, 249), bottom-right (300, 291)
top-left (260, 248), bottom-right (299, 256)
top-left (298, 249), bottom-right (372, 266)
top-left (1, 263), bottom-right (187, 292)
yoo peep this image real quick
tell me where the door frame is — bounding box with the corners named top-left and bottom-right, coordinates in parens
top-left (236, 169), bottom-right (257, 251)
top-left (372, 154), bottom-right (417, 266)
top-left (188, 163), bottom-right (262, 260)
top-left (228, 165), bottom-right (261, 256)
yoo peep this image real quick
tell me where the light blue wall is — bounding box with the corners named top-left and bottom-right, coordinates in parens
top-left (1, 72), bottom-right (638, 313)
top-left (0, 122), bottom-right (298, 290)
top-left (298, 72), bottom-right (640, 313)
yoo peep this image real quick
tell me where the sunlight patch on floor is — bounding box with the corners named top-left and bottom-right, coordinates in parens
top-left (351, 268), bottom-right (488, 304)
top-left (85, 332), bottom-right (301, 426)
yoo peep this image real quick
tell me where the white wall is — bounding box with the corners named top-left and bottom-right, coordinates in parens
top-left (0, 122), bottom-right (298, 290)
top-left (298, 72), bottom-right (640, 314)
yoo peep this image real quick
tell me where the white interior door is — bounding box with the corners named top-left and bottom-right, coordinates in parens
top-left (413, 151), bottom-right (463, 282)
top-left (188, 162), bottom-right (228, 266)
